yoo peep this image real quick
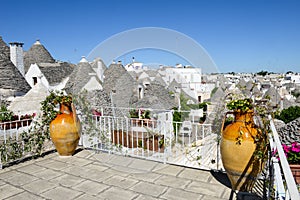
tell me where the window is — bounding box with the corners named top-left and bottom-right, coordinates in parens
top-left (198, 96), bottom-right (201, 103)
top-left (33, 77), bottom-right (37, 85)
top-left (139, 88), bottom-right (143, 99)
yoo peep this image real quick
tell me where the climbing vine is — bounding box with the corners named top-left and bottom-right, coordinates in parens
top-left (0, 91), bottom-right (73, 166)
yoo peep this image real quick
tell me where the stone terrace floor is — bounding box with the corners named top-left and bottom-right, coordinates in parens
top-left (0, 149), bottom-right (261, 200)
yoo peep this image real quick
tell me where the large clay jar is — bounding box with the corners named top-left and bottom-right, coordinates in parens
top-left (220, 111), bottom-right (264, 191)
top-left (50, 103), bottom-right (81, 156)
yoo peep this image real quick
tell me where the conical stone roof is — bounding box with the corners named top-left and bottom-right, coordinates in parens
top-left (152, 74), bottom-right (167, 87)
top-left (131, 83), bottom-right (176, 110)
top-left (252, 86), bottom-right (260, 95)
top-left (210, 87), bottom-right (225, 103)
top-left (218, 75), bottom-right (229, 90)
top-left (246, 80), bottom-right (254, 91)
top-left (0, 53), bottom-right (31, 95)
top-left (167, 80), bottom-right (181, 92)
top-left (0, 36), bottom-right (10, 59)
top-left (103, 63), bottom-right (134, 95)
top-left (24, 40), bottom-right (55, 73)
top-left (264, 87), bottom-right (281, 107)
top-left (38, 62), bottom-right (74, 86)
top-left (65, 60), bottom-right (100, 94)
top-left (76, 90), bottom-right (113, 116)
top-left (103, 63), bottom-right (137, 117)
top-left (237, 78), bottom-right (247, 89)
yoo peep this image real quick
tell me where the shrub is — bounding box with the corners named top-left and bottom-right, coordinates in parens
top-left (0, 105), bottom-right (14, 122)
top-left (275, 106), bottom-right (300, 123)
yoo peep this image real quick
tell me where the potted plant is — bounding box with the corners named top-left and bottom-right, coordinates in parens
top-left (140, 109), bottom-right (155, 127)
top-left (0, 105), bottom-right (14, 122)
top-left (220, 98), bottom-right (268, 192)
top-left (130, 108), bottom-right (153, 126)
top-left (282, 142), bottom-right (300, 184)
top-left (41, 91), bottom-right (81, 156)
top-left (0, 105), bottom-right (35, 130)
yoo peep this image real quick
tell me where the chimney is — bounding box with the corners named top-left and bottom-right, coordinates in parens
top-left (9, 42), bottom-right (25, 76)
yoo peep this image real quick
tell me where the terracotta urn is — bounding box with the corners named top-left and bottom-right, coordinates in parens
top-left (50, 103), bottom-right (81, 156)
top-left (220, 111), bottom-right (265, 191)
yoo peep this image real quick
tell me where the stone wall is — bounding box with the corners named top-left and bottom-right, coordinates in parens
top-left (277, 117), bottom-right (300, 145)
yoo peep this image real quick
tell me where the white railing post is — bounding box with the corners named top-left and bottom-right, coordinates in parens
top-left (268, 115), bottom-right (300, 200)
top-left (163, 120), bottom-right (167, 164)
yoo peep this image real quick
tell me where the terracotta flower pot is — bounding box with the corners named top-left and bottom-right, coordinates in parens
top-left (50, 103), bottom-right (81, 156)
top-left (220, 111), bottom-right (265, 191)
top-left (290, 164), bottom-right (300, 184)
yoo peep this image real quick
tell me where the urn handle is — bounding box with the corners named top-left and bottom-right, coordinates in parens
top-left (71, 103), bottom-right (81, 134)
top-left (221, 111), bottom-right (234, 133)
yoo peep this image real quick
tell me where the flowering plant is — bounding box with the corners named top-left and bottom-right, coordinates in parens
top-left (226, 98), bottom-right (253, 112)
top-left (0, 105), bottom-right (36, 122)
top-left (283, 142), bottom-right (300, 164)
top-left (129, 109), bottom-right (139, 118)
top-left (129, 109), bottom-right (151, 119)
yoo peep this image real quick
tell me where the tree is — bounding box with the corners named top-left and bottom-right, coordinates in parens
top-left (256, 70), bottom-right (268, 76)
top-left (275, 106), bottom-right (300, 123)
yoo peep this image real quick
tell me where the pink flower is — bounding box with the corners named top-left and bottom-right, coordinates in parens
top-left (283, 144), bottom-right (289, 153)
top-left (92, 109), bottom-right (101, 116)
top-left (282, 142), bottom-right (300, 164)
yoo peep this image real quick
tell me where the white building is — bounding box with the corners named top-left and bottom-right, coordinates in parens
top-left (164, 65), bottom-right (203, 102)
top-left (25, 62), bottom-right (73, 91)
top-left (124, 57), bottom-right (144, 71)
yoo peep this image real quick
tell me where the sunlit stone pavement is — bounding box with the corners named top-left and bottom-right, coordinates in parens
top-left (0, 149), bottom-right (259, 200)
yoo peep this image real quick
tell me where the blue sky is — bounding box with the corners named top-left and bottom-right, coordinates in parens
top-left (1, 0), bottom-right (299, 73)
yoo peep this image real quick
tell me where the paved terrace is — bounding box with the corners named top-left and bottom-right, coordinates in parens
top-left (0, 149), bottom-right (258, 200)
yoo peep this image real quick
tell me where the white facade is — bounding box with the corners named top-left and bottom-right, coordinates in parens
top-left (285, 74), bottom-right (300, 85)
top-left (25, 63), bottom-right (67, 91)
top-left (164, 66), bottom-right (202, 101)
top-left (96, 60), bottom-right (105, 82)
top-left (25, 64), bottom-right (48, 88)
top-left (197, 83), bottom-right (215, 102)
top-left (82, 75), bottom-right (103, 92)
top-left (124, 62), bottom-right (144, 71)
top-left (165, 67), bottom-right (202, 90)
top-left (9, 42), bottom-right (25, 76)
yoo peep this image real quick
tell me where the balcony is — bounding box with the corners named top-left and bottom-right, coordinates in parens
top-left (0, 109), bottom-right (299, 199)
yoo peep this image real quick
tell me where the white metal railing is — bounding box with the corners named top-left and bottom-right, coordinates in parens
top-left (89, 106), bottom-right (208, 124)
top-left (80, 116), bottom-right (171, 163)
top-left (0, 117), bottom-right (38, 168)
top-left (268, 115), bottom-right (300, 200)
top-left (80, 115), bottom-right (218, 170)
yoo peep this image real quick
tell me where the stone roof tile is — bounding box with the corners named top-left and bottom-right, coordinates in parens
top-left (39, 62), bottom-right (74, 85)
top-left (65, 61), bottom-right (100, 94)
top-left (0, 52), bottom-right (31, 94)
top-left (23, 40), bottom-right (55, 73)
top-left (0, 36), bottom-right (10, 59)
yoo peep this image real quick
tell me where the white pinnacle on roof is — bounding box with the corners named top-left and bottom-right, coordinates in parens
top-left (79, 56), bottom-right (88, 63)
top-left (34, 39), bottom-right (41, 45)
